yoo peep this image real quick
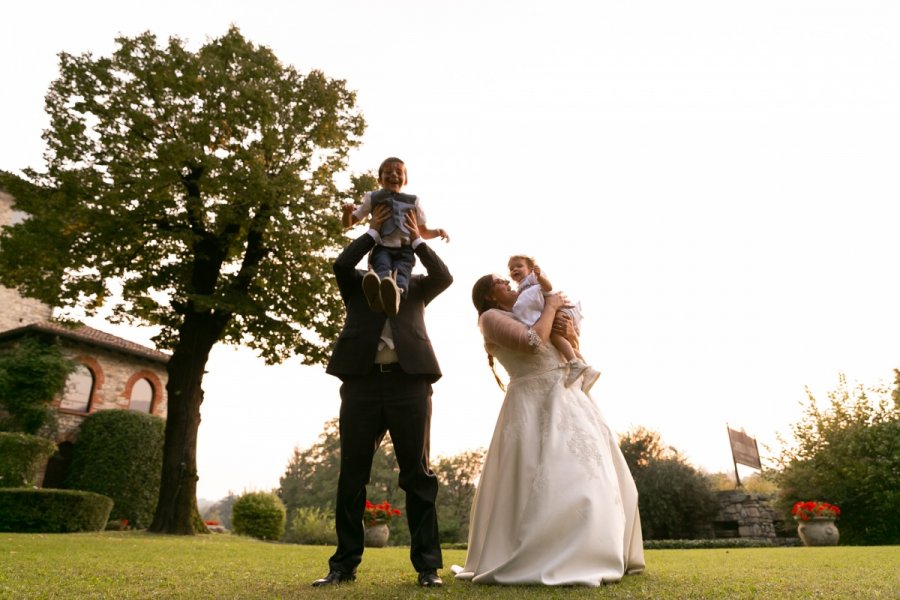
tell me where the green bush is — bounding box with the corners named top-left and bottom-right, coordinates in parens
top-left (65, 409), bottom-right (165, 529)
top-left (634, 458), bottom-right (720, 539)
top-left (774, 374), bottom-right (900, 545)
top-left (0, 337), bottom-right (73, 434)
top-left (283, 506), bottom-right (337, 545)
top-left (0, 488), bottom-right (112, 532)
top-left (232, 491), bottom-right (286, 541)
top-left (620, 427), bottom-right (720, 540)
top-left (0, 432), bottom-right (57, 488)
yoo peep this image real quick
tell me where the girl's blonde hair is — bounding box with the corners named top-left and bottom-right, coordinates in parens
top-left (507, 254), bottom-right (536, 269)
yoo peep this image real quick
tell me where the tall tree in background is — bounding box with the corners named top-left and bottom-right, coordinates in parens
top-left (278, 418), bottom-right (411, 543)
top-left (279, 418), bottom-right (343, 519)
top-left (433, 449), bottom-right (484, 542)
top-left (0, 27), bottom-right (368, 533)
top-left (278, 419), bottom-right (485, 544)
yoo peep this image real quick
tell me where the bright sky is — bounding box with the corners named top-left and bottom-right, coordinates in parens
top-left (2, 1), bottom-right (899, 501)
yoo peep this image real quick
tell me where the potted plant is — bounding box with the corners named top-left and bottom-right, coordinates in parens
top-left (363, 500), bottom-right (401, 547)
top-left (792, 500), bottom-right (840, 546)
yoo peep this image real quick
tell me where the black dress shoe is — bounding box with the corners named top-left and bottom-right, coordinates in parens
top-left (311, 570), bottom-right (356, 587)
top-left (417, 570), bottom-right (443, 587)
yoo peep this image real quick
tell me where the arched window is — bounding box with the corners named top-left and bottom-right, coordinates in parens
top-left (130, 378), bottom-right (154, 413)
top-left (60, 364), bottom-right (94, 412)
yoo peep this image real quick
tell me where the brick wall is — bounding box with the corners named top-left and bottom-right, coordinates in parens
top-left (53, 341), bottom-right (168, 442)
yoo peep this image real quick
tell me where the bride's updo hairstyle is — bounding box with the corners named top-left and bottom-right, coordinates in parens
top-left (472, 274), bottom-right (506, 390)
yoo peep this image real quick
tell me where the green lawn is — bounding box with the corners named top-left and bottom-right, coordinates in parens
top-left (0, 532), bottom-right (897, 599)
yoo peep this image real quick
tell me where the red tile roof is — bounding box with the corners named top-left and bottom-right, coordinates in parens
top-left (0, 321), bottom-right (170, 364)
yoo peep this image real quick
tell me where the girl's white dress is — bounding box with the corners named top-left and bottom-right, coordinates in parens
top-left (454, 309), bottom-right (644, 586)
top-left (512, 272), bottom-right (583, 332)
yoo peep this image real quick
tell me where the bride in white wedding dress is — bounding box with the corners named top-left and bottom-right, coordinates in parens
top-left (454, 275), bottom-right (644, 587)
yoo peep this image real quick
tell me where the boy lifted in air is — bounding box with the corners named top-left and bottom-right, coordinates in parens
top-left (343, 157), bottom-right (449, 316)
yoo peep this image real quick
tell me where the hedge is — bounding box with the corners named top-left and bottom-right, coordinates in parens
top-left (0, 432), bottom-right (57, 488)
top-left (232, 491), bottom-right (286, 541)
top-left (0, 488), bottom-right (113, 532)
top-left (65, 409), bottom-right (165, 529)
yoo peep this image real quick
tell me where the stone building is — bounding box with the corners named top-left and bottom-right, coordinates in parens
top-left (0, 190), bottom-right (169, 485)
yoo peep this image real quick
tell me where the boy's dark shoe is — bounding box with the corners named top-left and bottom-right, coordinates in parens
top-left (311, 570), bottom-right (356, 587)
top-left (417, 570), bottom-right (443, 587)
top-left (362, 270), bottom-right (383, 312)
top-left (380, 275), bottom-right (401, 317)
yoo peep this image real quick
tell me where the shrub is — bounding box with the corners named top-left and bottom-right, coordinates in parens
top-left (0, 337), bottom-right (73, 434)
top-left (0, 488), bottom-right (112, 532)
top-left (65, 409), bottom-right (165, 529)
top-left (0, 432), bottom-right (56, 488)
top-left (283, 506), bottom-right (337, 545)
top-left (620, 427), bottom-right (720, 540)
top-left (634, 457), bottom-right (720, 539)
top-left (774, 374), bottom-right (900, 545)
top-left (232, 491), bottom-right (286, 541)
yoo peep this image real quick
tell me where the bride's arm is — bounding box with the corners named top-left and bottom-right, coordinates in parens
top-left (480, 294), bottom-right (566, 353)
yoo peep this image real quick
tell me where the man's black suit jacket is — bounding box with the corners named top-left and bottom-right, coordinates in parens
top-left (326, 232), bottom-right (452, 383)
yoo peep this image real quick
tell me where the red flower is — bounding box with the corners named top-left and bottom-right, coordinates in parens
top-left (363, 499), bottom-right (402, 527)
top-left (792, 500), bottom-right (840, 521)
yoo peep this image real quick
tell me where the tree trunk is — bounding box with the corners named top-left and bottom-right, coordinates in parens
top-left (149, 310), bottom-right (228, 534)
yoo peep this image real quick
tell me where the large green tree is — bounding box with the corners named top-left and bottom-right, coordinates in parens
top-left (433, 449), bottom-right (484, 543)
top-left (278, 419), bottom-right (485, 544)
top-left (773, 373), bottom-right (900, 545)
top-left (0, 27), bottom-right (368, 533)
top-left (278, 418), bottom-right (411, 544)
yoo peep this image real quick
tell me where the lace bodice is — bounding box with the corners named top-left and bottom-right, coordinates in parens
top-left (479, 309), bottom-right (567, 380)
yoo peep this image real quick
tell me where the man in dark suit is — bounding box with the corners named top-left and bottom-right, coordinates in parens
top-left (313, 204), bottom-right (452, 588)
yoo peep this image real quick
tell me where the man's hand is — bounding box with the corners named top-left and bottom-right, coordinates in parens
top-left (405, 209), bottom-right (420, 241)
top-left (370, 204), bottom-right (391, 232)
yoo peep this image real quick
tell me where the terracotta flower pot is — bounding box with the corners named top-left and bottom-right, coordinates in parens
top-left (797, 518), bottom-right (839, 546)
top-left (364, 523), bottom-right (390, 547)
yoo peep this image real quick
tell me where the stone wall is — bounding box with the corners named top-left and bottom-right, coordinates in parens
top-left (713, 490), bottom-right (790, 541)
top-left (0, 192), bottom-right (54, 330)
top-left (0, 285), bottom-right (51, 332)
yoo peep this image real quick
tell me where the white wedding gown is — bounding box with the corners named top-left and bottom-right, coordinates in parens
top-left (455, 309), bottom-right (645, 586)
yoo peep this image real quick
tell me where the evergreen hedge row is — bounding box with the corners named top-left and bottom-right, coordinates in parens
top-left (0, 432), bottom-right (57, 488)
top-left (65, 409), bottom-right (165, 529)
top-left (0, 488), bottom-right (113, 532)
